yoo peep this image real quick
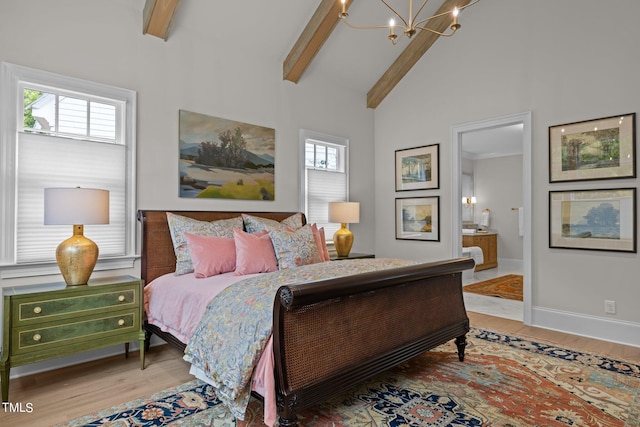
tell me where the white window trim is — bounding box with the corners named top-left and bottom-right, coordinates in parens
top-left (0, 62), bottom-right (137, 278)
top-left (299, 129), bottom-right (350, 207)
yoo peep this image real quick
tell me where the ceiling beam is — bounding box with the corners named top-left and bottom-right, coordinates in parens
top-left (284, 0), bottom-right (353, 83)
top-left (366, 0), bottom-right (472, 109)
top-left (143, 0), bottom-right (182, 41)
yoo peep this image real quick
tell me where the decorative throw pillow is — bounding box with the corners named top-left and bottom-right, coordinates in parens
top-left (166, 213), bottom-right (243, 275)
top-left (311, 224), bottom-right (331, 262)
top-left (233, 228), bottom-right (279, 275)
top-left (184, 233), bottom-right (236, 278)
top-left (268, 224), bottom-right (322, 270)
top-left (242, 213), bottom-right (304, 234)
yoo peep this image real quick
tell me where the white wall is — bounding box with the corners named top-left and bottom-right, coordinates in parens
top-left (0, 1), bottom-right (376, 374)
top-left (473, 155), bottom-right (523, 260)
top-left (0, 0), bottom-right (375, 290)
top-left (375, 0), bottom-right (640, 346)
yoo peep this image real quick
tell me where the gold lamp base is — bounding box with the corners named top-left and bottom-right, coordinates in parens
top-left (333, 223), bottom-right (354, 257)
top-left (56, 225), bottom-right (99, 286)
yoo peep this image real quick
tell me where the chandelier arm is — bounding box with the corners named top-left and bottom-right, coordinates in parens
top-left (412, 0), bottom-right (431, 26)
top-left (341, 20), bottom-right (396, 31)
top-left (390, 32), bottom-right (405, 45)
top-left (414, 10), bottom-right (454, 27)
top-left (413, 25), bottom-right (456, 37)
top-left (380, 0), bottom-right (409, 28)
top-left (413, 0), bottom-right (480, 28)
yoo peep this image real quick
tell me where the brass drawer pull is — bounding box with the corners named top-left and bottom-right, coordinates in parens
top-left (33, 333), bottom-right (42, 342)
top-left (118, 319), bottom-right (125, 326)
top-left (33, 306), bottom-right (42, 314)
top-left (118, 295), bottom-right (126, 302)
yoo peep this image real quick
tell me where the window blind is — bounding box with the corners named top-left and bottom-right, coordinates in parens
top-left (16, 132), bottom-right (126, 263)
top-left (307, 168), bottom-right (346, 239)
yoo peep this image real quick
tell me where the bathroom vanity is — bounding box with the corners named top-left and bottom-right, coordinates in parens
top-left (462, 232), bottom-right (498, 271)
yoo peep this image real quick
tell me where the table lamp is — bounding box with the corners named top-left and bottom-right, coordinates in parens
top-left (328, 201), bottom-right (360, 257)
top-left (44, 187), bottom-right (109, 286)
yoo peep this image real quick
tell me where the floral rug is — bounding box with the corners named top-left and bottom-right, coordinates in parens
top-left (463, 274), bottom-right (523, 301)
top-left (60, 328), bottom-right (640, 426)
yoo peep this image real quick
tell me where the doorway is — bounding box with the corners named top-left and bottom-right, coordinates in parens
top-left (451, 112), bottom-right (532, 325)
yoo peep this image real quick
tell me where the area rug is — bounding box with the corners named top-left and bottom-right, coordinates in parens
top-left (59, 328), bottom-right (639, 427)
top-left (463, 274), bottom-right (523, 301)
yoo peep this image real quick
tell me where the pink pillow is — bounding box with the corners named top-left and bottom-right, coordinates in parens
top-left (233, 228), bottom-right (278, 275)
top-left (319, 226), bottom-right (330, 262)
top-left (311, 224), bottom-right (330, 262)
top-left (184, 232), bottom-right (236, 278)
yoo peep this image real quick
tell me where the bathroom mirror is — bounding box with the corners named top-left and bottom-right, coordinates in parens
top-left (462, 173), bottom-right (474, 224)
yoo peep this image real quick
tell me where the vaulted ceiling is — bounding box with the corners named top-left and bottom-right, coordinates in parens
top-left (142, 0), bottom-right (476, 109)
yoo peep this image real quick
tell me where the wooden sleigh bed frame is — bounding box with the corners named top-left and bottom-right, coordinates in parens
top-left (138, 210), bottom-right (473, 426)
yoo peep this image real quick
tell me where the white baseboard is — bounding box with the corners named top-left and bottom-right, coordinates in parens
top-left (496, 258), bottom-right (523, 270)
top-left (531, 306), bottom-right (640, 348)
top-left (8, 336), bottom-right (166, 380)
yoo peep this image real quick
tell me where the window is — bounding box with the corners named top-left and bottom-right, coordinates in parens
top-left (299, 130), bottom-right (349, 240)
top-left (0, 62), bottom-right (136, 278)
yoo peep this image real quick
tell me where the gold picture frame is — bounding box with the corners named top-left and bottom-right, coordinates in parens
top-left (549, 113), bottom-right (636, 183)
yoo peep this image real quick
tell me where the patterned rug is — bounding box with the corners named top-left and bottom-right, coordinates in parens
top-left (463, 274), bottom-right (523, 301)
top-left (60, 328), bottom-right (640, 427)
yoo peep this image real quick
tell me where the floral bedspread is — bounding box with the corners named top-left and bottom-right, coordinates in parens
top-left (183, 258), bottom-right (415, 420)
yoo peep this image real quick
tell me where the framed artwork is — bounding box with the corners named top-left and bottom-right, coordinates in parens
top-left (549, 113), bottom-right (636, 183)
top-left (179, 110), bottom-right (275, 200)
top-left (549, 188), bottom-right (636, 253)
top-left (395, 196), bottom-right (440, 241)
top-left (395, 144), bottom-right (439, 191)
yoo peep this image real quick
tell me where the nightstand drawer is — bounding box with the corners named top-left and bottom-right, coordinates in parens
top-left (15, 288), bottom-right (137, 324)
top-left (13, 311), bottom-right (139, 355)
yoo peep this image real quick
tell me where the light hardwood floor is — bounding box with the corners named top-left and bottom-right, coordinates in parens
top-left (3, 312), bottom-right (639, 426)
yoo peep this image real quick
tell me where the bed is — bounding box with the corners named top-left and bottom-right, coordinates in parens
top-left (138, 209), bottom-right (474, 427)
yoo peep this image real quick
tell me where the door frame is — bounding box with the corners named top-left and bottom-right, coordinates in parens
top-left (451, 112), bottom-right (532, 324)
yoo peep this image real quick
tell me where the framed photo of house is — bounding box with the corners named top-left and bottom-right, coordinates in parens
top-left (549, 113), bottom-right (636, 183)
top-left (549, 188), bottom-right (636, 253)
top-left (395, 144), bottom-right (439, 191)
top-left (395, 196), bottom-right (440, 241)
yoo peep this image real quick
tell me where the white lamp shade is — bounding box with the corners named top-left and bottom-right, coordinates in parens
top-left (328, 201), bottom-right (360, 224)
top-left (44, 188), bottom-right (109, 225)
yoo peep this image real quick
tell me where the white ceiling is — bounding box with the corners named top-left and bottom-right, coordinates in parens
top-left (136, 1), bottom-right (477, 95)
top-left (144, 0), bottom-right (515, 157)
top-left (461, 124), bottom-right (524, 160)
top-left (307, 1), bottom-right (448, 93)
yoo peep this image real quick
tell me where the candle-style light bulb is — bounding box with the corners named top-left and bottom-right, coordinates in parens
top-left (451, 7), bottom-right (460, 31)
top-left (340, 0), bottom-right (347, 17)
top-left (388, 18), bottom-right (398, 44)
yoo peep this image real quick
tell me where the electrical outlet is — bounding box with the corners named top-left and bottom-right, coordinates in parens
top-left (604, 300), bottom-right (616, 314)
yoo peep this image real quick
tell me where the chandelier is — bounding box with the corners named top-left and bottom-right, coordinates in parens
top-left (339, 0), bottom-right (479, 45)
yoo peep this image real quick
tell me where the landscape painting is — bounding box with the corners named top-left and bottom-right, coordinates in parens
top-left (395, 196), bottom-right (440, 241)
top-left (549, 188), bottom-right (636, 252)
top-left (179, 110), bottom-right (275, 200)
top-left (395, 144), bottom-right (439, 191)
top-left (549, 113), bottom-right (636, 182)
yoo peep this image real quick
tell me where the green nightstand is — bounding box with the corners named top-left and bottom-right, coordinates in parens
top-left (330, 252), bottom-right (375, 261)
top-left (1, 275), bottom-right (145, 402)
